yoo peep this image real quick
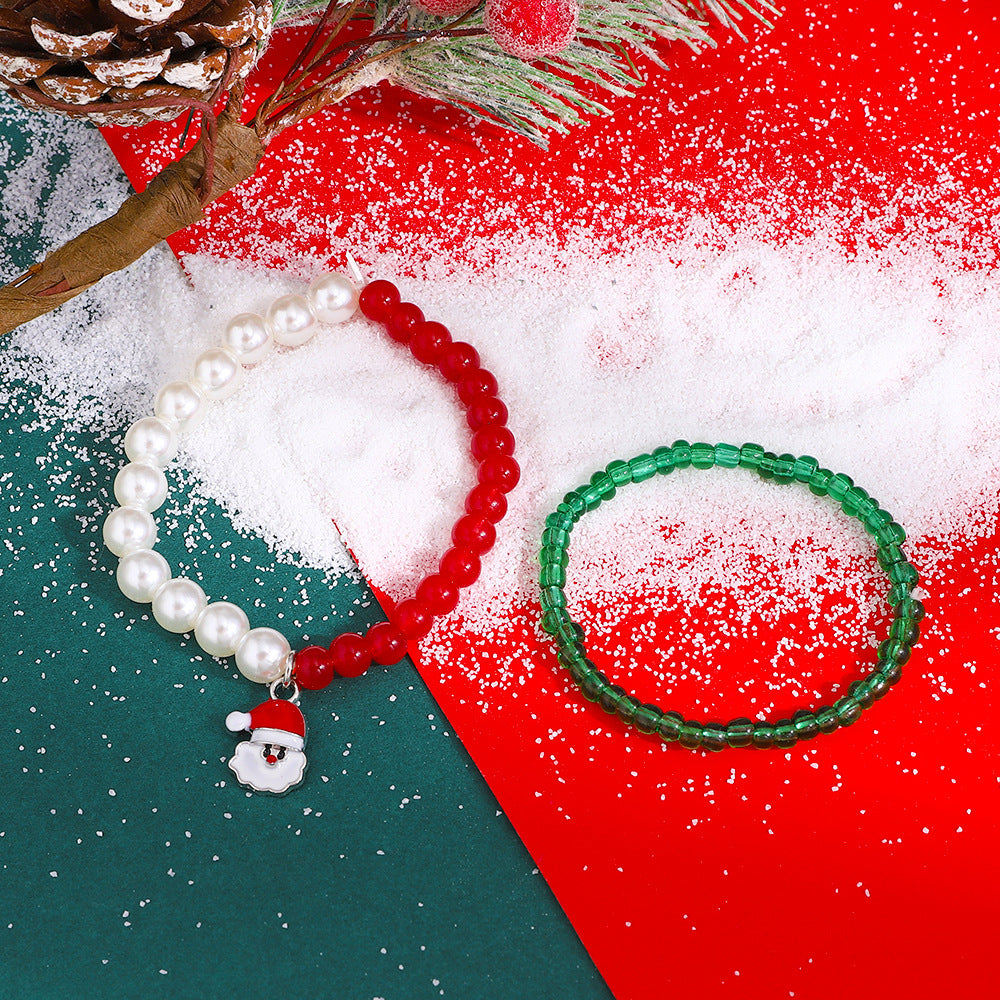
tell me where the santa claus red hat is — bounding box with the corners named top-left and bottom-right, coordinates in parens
top-left (226, 699), bottom-right (306, 752)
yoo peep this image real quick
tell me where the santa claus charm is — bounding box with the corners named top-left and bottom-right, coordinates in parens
top-left (225, 696), bottom-right (308, 795)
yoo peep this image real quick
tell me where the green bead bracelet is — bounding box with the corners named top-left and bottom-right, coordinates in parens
top-left (538, 441), bottom-right (925, 751)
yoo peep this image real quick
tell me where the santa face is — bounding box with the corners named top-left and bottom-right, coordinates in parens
top-left (228, 738), bottom-right (307, 794)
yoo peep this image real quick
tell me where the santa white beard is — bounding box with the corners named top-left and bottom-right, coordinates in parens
top-left (228, 740), bottom-right (307, 794)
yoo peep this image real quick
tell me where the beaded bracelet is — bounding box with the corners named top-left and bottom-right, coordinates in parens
top-left (103, 266), bottom-right (518, 793)
top-left (538, 442), bottom-right (925, 750)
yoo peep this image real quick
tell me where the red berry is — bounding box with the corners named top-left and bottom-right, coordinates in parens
top-left (439, 342), bottom-right (481, 381)
top-left (485, 0), bottom-right (580, 60)
top-left (465, 483), bottom-right (508, 524)
top-left (410, 320), bottom-right (452, 364)
top-left (439, 546), bottom-right (481, 588)
top-left (328, 632), bottom-right (372, 678)
top-left (392, 599), bottom-right (435, 639)
top-left (385, 302), bottom-right (424, 343)
top-left (457, 369), bottom-right (499, 405)
top-left (415, 0), bottom-right (477, 15)
top-left (358, 280), bottom-right (400, 322)
top-left (416, 574), bottom-right (460, 615)
top-left (452, 513), bottom-right (496, 554)
top-left (368, 622), bottom-right (408, 665)
top-left (294, 644), bottom-right (336, 690)
top-left (466, 394), bottom-right (508, 430)
top-left (479, 453), bottom-right (521, 493)
top-left (471, 424), bottom-right (515, 460)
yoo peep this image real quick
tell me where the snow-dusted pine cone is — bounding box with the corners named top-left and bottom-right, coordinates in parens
top-left (0, 0), bottom-right (273, 126)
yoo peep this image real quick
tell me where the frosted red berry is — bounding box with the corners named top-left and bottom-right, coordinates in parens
top-left (415, 0), bottom-right (478, 16)
top-left (485, 0), bottom-right (580, 60)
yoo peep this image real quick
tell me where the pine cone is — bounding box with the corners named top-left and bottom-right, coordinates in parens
top-left (0, 0), bottom-right (273, 126)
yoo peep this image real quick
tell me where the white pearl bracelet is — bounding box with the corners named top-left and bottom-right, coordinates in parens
top-left (102, 271), bottom-right (361, 684)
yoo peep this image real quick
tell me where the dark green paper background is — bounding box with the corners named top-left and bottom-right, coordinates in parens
top-left (0, 100), bottom-right (609, 999)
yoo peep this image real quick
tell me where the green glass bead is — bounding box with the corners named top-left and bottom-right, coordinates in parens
top-left (878, 637), bottom-right (913, 667)
top-left (562, 491), bottom-right (587, 517)
top-left (556, 620), bottom-right (585, 645)
top-left (579, 669), bottom-right (610, 702)
top-left (756, 451), bottom-right (778, 480)
top-left (633, 703), bottom-right (662, 735)
top-left (702, 723), bottom-right (727, 751)
top-left (630, 453), bottom-right (658, 481)
top-left (725, 717), bottom-right (754, 748)
top-left (652, 447), bottom-right (675, 475)
top-left (773, 720), bottom-right (797, 747)
top-left (615, 693), bottom-right (643, 725)
top-left (539, 586), bottom-right (567, 610)
top-left (834, 696), bottom-right (862, 726)
top-left (567, 657), bottom-right (593, 684)
top-left (879, 660), bottom-right (903, 685)
top-left (671, 440), bottom-right (692, 469)
top-left (751, 723), bottom-right (776, 748)
top-left (540, 607), bottom-right (572, 634)
top-left (825, 473), bottom-right (854, 502)
top-left (599, 683), bottom-right (628, 715)
top-left (862, 507), bottom-right (894, 535)
top-left (808, 468), bottom-right (834, 496)
top-left (815, 706), bottom-right (840, 734)
top-left (893, 597), bottom-right (926, 622)
top-left (714, 442), bottom-right (741, 468)
top-left (579, 483), bottom-right (604, 511)
top-left (556, 637), bottom-right (587, 662)
top-left (875, 520), bottom-right (906, 546)
top-left (792, 455), bottom-right (819, 483)
top-left (866, 671), bottom-right (892, 701)
top-left (545, 511), bottom-right (574, 533)
top-left (888, 561), bottom-right (919, 587)
top-left (539, 563), bottom-right (566, 588)
top-left (541, 526), bottom-right (571, 550)
top-left (849, 679), bottom-right (876, 709)
top-left (539, 545), bottom-right (568, 568)
top-left (678, 722), bottom-right (704, 748)
top-left (690, 442), bottom-right (716, 469)
top-left (559, 647), bottom-right (587, 673)
top-left (773, 453), bottom-right (796, 484)
top-left (889, 617), bottom-right (920, 644)
top-left (606, 459), bottom-right (633, 487)
top-left (887, 581), bottom-right (916, 605)
top-left (739, 443), bottom-right (765, 469)
top-left (877, 544), bottom-right (905, 572)
top-left (657, 711), bottom-right (683, 742)
top-left (590, 470), bottom-right (617, 500)
top-left (791, 710), bottom-right (820, 740)
top-left (841, 485), bottom-right (871, 517)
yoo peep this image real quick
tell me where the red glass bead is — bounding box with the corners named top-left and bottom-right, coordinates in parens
top-left (438, 342), bottom-right (481, 382)
top-left (471, 424), bottom-right (515, 461)
top-left (452, 513), bottom-right (496, 554)
top-left (457, 369), bottom-right (499, 405)
top-left (439, 546), bottom-right (481, 588)
top-left (410, 320), bottom-right (452, 364)
top-left (465, 483), bottom-right (507, 524)
top-left (358, 280), bottom-right (400, 322)
top-left (385, 302), bottom-right (424, 344)
top-left (328, 632), bottom-right (372, 678)
top-left (294, 644), bottom-right (336, 691)
top-left (478, 453), bottom-right (521, 493)
top-left (466, 394), bottom-right (508, 430)
top-left (416, 574), bottom-right (460, 615)
top-left (392, 599), bottom-right (434, 639)
top-left (367, 621), bottom-right (409, 665)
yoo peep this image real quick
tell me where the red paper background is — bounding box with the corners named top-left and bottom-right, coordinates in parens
top-left (103, 4), bottom-right (999, 997)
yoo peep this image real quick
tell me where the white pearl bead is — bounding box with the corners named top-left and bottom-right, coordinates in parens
top-left (267, 293), bottom-right (317, 347)
top-left (308, 272), bottom-right (359, 324)
top-left (124, 416), bottom-right (178, 467)
top-left (152, 578), bottom-right (207, 634)
top-left (224, 312), bottom-right (273, 365)
top-left (195, 601), bottom-right (250, 658)
top-left (235, 627), bottom-right (291, 683)
top-left (113, 462), bottom-right (169, 512)
top-left (103, 506), bottom-right (157, 556)
top-left (192, 346), bottom-right (244, 400)
top-left (116, 548), bottom-right (171, 604)
top-left (155, 380), bottom-right (206, 431)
